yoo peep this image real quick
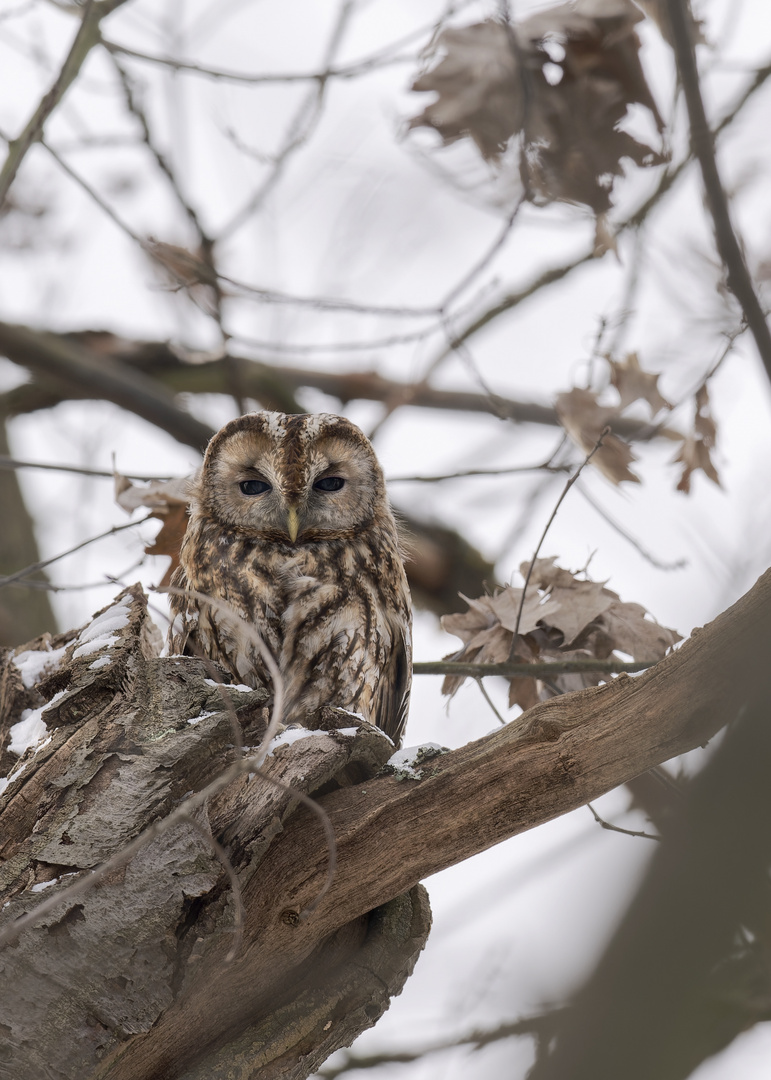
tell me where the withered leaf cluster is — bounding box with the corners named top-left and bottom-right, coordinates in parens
top-left (114, 473), bottom-right (191, 586)
top-left (673, 384), bottom-right (720, 493)
top-left (556, 351), bottom-right (672, 484)
top-left (556, 353), bottom-right (722, 492)
top-left (441, 557), bottom-right (681, 711)
top-left (409, 0), bottom-right (666, 217)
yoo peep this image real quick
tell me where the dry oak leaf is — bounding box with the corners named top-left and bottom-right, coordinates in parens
top-left (673, 384), bottom-right (720, 494)
top-left (520, 557), bottom-right (616, 645)
top-left (608, 351), bottom-right (672, 414)
top-left (409, 0), bottom-right (665, 216)
top-left (409, 21), bottom-right (524, 160)
top-left (579, 600), bottom-right (682, 658)
top-left (555, 387), bottom-right (640, 484)
top-left (441, 557), bottom-right (680, 709)
top-left (115, 472), bottom-right (192, 587)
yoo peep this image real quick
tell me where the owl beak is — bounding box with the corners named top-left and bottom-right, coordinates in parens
top-left (286, 506), bottom-right (300, 543)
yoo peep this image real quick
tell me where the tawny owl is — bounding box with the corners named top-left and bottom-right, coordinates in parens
top-left (167, 411), bottom-right (412, 746)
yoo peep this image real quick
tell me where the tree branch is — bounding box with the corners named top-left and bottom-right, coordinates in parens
top-left (666, 0), bottom-right (771, 389)
top-left (98, 568), bottom-right (771, 1078)
top-left (0, 0), bottom-right (132, 208)
top-left (2, 569), bottom-right (769, 1078)
top-left (0, 321), bottom-right (214, 451)
top-left (0, 327), bottom-right (680, 442)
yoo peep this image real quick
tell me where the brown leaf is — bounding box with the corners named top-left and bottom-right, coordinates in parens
top-left (409, 22), bottom-right (523, 161)
top-left (693, 384), bottom-right (717, 446)
top-left (508, 675), bottom-right (540, 711)
top-left (673, 436), bottom-right (720, 494)
top-left (608, 351), bottom-right (672, 414)
top-left (555, 388), bottom-right (640, 484)
top-left (673, 385), bottom-right (720, 493)
top-left (114, 473), bottom-right (192, 586)
top-left (441, 560), bottom-right (680, 711)
top-left (582, 601), bottom-right (682, 659)
top-left (519, 557), bottom-right (618, 645)
top-left (485, 587), bottom-right (561, 636)
top-left (408, 0), bottom-right (665, 216)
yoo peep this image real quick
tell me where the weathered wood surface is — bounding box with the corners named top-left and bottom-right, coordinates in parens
top-left (1, 569), bottom-right (770, 1079)
top-left (0, 586), bottom-right (429, 1079)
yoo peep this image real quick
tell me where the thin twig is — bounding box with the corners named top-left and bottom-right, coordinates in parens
top-left (475, 678), bottom-right (507, 726)
top-left (666, 0), bottom-right (771, 388)
top-left (218, 0), bottom-right (357, 241)
top-left (0, 0), bottom-right (132, 207)
top-left (0, 517), bottom-right (152, 588)
top-left (575, 482), bottom-right (687, 572)
top-left (316, 1011), bottom-right (566, 1078)
top-left (514, 428), bottom-right (610, 637)
top-left (0, 455), bottom-right (170, 482)
top-left (413, 659), bottom-right (655, 677)
top-left (220, 274), bottom-right (443, 318)
top-left (387, 462), bottom-right (570, 483)
top-left (587, 802), bottom-right (660, 842)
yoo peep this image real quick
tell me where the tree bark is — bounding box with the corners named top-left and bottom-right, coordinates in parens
top-left (0, 418), bottom-right (57, 645)
top-left (1, 569), bottom-right (770, 1078)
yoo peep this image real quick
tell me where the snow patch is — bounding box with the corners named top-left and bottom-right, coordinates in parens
top-left (386, 743), bottom-right (447, 780)
top-left (31, 879), bottom-right (58, 893)
top-left (204, 679), bottom-right (255, 693)
top-left (89, 656), bottom-right (112, 671)
top-left (8, 710), bottom-right (47, 757)
top-left (12, 644), bottom-right (68, 688)
top-left (7, 690), bottom-right (66, 757)
top-left (265, 727), bottom-right (328, 756)
top-left (72, 596), bottom-right (132, 659)
top-left (335, 727), bottom-right (359, 737)
top-left (187, 709), bottom-right (216, 726)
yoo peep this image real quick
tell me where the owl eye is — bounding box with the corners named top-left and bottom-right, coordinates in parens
top-left (314, 476), bottom-right (345, 493)
top-left (239, 479), bottom-right (271, 496)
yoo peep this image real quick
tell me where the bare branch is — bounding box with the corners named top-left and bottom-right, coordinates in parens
top-left (666, 0), bottom-right (771, 388)
top-left (0, 516), bottom-right (150, 588)
top-left (412, 659), bottom-right (655, 678)
top-left (0, 321), bottom-right (215, 450)
top-left (515, 428), bottom-right (609, 636)
top-left (0, 455), bottom-right (169, 482)
top-left (0, 0), bottom-right (132, 207)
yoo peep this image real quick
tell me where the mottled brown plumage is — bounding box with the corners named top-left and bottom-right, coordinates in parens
top-left (168, 411), bottom-right (412, 746)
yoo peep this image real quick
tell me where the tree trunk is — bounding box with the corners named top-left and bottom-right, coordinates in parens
top-left (1, 570), bottom-right (770, 1078)
top-left (0, 418), bottom-right (57, 645)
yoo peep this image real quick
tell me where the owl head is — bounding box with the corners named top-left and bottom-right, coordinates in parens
top-left (193, 411), bottom-right (390, 542)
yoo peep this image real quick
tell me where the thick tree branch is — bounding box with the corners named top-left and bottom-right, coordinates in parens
top-left (0, 420), bottom-right (57, 643)
top-left (666, 0), bottom-right (771, 387)
top-left (1, 570), bottom-right (769, 1078)
top-left (86, 571), bottom-right (771, 1076)
top-left (0, 321), bottom-right (215, 451)
top-left (0, 327), bottom-right (678, 442)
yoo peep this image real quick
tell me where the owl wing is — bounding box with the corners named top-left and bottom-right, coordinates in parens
top-left (371, 620), bottom-right (411, 748)
top-left (167, 563), bottom-right (194, 655)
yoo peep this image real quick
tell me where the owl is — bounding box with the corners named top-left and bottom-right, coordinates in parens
top-left (168, 411), bottom-right (412, 747)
